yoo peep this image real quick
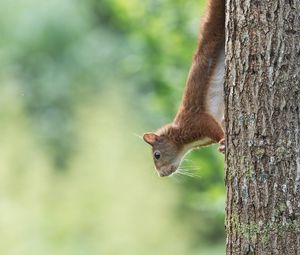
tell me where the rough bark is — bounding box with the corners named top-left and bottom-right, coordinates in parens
top-left (225, 0), bottom-right (300, 254)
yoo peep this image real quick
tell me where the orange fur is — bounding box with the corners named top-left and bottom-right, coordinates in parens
top-left (143, 0), bottom-right (225, 176)
top-left (162, 0), bottom-right (225, 147)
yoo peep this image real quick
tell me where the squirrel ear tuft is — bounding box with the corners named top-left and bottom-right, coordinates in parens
top-left (143, 133), bottom-right (158, 146)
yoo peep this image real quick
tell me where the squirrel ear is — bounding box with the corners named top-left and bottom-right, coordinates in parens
top-left (143, 132), bottom-right (159, 146)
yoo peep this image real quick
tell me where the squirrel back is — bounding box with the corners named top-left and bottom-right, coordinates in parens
top-left (175, 0), bottom-right (225, 121)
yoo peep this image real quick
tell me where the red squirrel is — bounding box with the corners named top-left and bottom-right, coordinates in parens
top-left (143, 0), bottom-right (225, 177)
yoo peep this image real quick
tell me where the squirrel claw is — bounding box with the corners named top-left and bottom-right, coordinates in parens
top-left (218, 138), bottom-right (225, 154)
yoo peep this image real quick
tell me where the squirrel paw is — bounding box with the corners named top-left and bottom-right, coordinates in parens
top-left (218, 138), bottom-right (225, 154)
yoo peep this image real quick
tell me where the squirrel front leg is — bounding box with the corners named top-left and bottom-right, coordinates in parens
top-left (199, 112), bottom-right (224, 143)
top-left (218, 117), bottom-right (225, 154)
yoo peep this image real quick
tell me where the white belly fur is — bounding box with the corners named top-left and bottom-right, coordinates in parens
top-left (183, 137), bottom-right (213, 155)
top-left (207, 49), bottom-right (225, 122)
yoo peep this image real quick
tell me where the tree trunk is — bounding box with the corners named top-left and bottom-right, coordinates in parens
top-left (224, 0), bottom-right (300, 254)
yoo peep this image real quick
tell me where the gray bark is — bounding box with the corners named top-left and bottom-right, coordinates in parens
top-left (225, 0), bottom-right (300, 254)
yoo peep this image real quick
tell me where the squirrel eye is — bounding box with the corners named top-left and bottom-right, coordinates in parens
top-left (153, 151), bottom-right (161, 160)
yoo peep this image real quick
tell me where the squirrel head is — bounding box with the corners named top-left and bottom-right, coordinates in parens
top-left (143, 130), bottom-right (183, 177)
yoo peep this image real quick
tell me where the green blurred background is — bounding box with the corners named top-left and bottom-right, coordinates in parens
top-left (0, 0), bottom-right (225, 254)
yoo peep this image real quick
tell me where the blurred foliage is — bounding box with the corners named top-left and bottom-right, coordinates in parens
top-left (0, 0), bottom-right (225, 254)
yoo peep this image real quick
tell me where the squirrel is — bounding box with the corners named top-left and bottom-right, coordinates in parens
top-left (143, 0), bottom-right (225, 177)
